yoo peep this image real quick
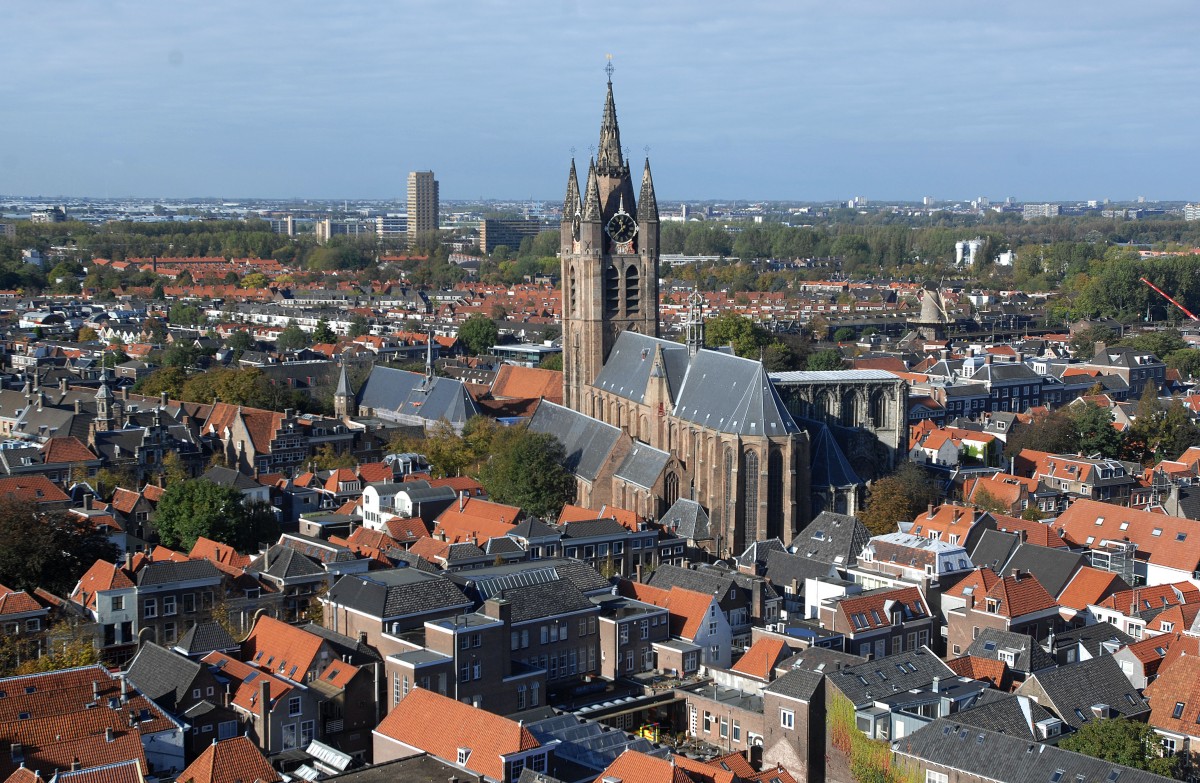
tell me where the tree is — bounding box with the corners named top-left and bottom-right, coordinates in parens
top-left (1070, 402), bottom-right (1123, 457)
top-left (347, 315), bottom-right (370, 338)
top-left (78, 326), bottom-right (99, 342)
top-left (313, 319), bottom-right (336, 344)
top-left (458, 314), bottom-right (499, 356)
top-left (704, 313), bottom-right (771, 358)
top-left (971, 486), bottom-right (1009, 515)
top-left (860, 463), bottom-right (938, 537)
top-left (154, 479), bottom-right (276, 553)
top-left (276, 323), bottom-right (308, 352)
top-left (805, 349), bottom-right (846, 371)
top-left (239, 272), bottom-right (269, 289)
top-left (0, 501), bottom-right (119, 596)
top-left (312, 443), bottom-right (356, 470)
top-left (833, 327), bottom-right (856, 342)
top-left (422, 420), bottom-right (474, 478)
top-left (1059, 718), bottom-right (1177, 778)
top-left (476, 429), bottom-right (575, 518)
top-left (158, 451), bottom-right (190, 486)
top-left (540, 353), bottom-right (563, 371)
top-left (227, 330), bottom-right (255, 355)
top-left (1004, 407), bottom-right (1078, 459)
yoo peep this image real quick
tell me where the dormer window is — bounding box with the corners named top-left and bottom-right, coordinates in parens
top-left (457, 748), bottom-right (471, 765)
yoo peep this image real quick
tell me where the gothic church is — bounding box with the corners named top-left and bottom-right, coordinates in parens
top-left (530, 74), bottom-right (904, 557)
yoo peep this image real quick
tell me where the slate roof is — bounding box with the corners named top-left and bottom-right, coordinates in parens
top-left (647, 564), bottom-right (734, 600)
top-left (1017, 654), bottom-right (1148, 729)
top-left (1051, 621), bottom-right (1133, 660)
top-left (498, 578), bottom-right (595, 623)
top-left (827, 647), bottom-right (953, 707)
top-left (123, 641), bottom-right (202, 711)
top-left (136, 559), bottom-right (221, 587)
top-left (527, 400), bottom-right (622, 482)
top-left (174, 621), bottom-right (238, 657)
top-left (762, 667), bottom-right (824, 702)
top-left (200, 465), bottom-right (263, 491)
top-left (673, 347), bottom-right (800, 436)
top-left (763, 550), bottom-right (838, 588)
top-left (447, 558), bottom-right (612, 600)
top-left (357, 365), bottom-right (480, 428)
top-left (808, 422), bottom-right (863, 488)
top-left (591, 331), bottom-right (690, 405)
top-left (734, 537), bottom-right (784, 571)
top-left (326, 568), bottom-right (471, 620)
top-left (253, 545), bottom-right (325, 580)
top-left (964, 628), bottom-right (1055, 674)
top-left (953, 692), bottom-right (1058, 739)
top-left (894, 718), bottom-right (1172, 783)
top-left (792, 511), bottom-right (871, 566)
top-left (1000, 543), bottom-right (1086, 598)
top-left (614, 443), bottom-right (670, 490)
top-left (560, 518), bottom-right (630, 539)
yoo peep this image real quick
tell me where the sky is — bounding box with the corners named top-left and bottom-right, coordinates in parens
top-left (2, 1), bottom-right (1198, 202)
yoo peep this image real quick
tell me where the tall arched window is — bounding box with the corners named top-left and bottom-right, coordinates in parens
top-left (768, 448), bottom-right (784, 540)
top-left (569, 264), bottom-right (578, 317)
top-left (743, 450), bottom-right (760, 542)
top-left (625, 265), bottom-right (640, 315)
top-left (665, 472), bottom-right (679, 507)
top-left (869, 389), bottom-right (887, 429)
top-left (841, 390), bottom-right (858, 428)
top-left (723, 447), bottom-right (736, 548)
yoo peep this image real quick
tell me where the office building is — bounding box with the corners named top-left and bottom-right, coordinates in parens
top-left (480, 218), bottom-right (552, 254)
top-left (407, 170), bottom-right (439, 241)
top-left (1022, 203), bottom-right (1061, 220)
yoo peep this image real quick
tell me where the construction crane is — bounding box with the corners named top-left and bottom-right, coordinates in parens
top-left (1140, 277), bottom-right (1200, 322)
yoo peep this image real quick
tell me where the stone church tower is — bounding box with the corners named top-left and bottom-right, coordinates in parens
top-left (561, 73), bottom-right (660, 412)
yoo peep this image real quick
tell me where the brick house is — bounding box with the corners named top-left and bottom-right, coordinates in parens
top-left (942, 569), bottom-right (1062, 656)
top-left (818, 585), bottom-right (934, 659)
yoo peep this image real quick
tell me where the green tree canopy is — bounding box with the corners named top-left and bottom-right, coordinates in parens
top-left (458, 314), bottom-right (500, 356)
top-left (860, 462), bottom-right (939, 537)
top-left (313, 319), bottom-right (336, 344)
top-left (1070, 401), bottom-right (1123, 457)
top-left (805, 348), bottom-right (846, 371)
top-left (704, 313), bottom-right (772, 358)
top-left (154, 479), bottom-right (279, 552)
top-left (476, 428), bottom-right (576, 519)
top-left (276, 323), bottom-right (308, 352)
top-left (0, 501), bottom-right (119, 596)
top-left (1058, 718), bottom-right (1177, 778)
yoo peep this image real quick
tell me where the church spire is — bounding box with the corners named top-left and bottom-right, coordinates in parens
top-left (596, 75), bottom-right (624, 175)
top-left (583, 159), bottom-right (602, 221)
top-left (563, 158), bottom-right (581, 218)
top-left (638, 158), bottom-right (658, 222)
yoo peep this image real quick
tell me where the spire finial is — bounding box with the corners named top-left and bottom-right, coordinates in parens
top-left (605, 54), bottom-right (613, 82)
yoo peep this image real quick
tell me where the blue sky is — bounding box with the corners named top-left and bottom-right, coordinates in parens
top-left (2, 1), bottom-right (1197, 201)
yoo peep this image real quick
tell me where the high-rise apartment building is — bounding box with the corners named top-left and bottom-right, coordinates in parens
top-left (1184, 204), bottom-right (1200, 221)
top-left (407, 170), bottom-right (439, 242)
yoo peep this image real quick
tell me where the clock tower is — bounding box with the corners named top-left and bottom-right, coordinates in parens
top-left (561, 69), bottom-right (660, 412)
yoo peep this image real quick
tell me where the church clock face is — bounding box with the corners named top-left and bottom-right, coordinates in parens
top-left (606, 210), bottom-right (638, 249)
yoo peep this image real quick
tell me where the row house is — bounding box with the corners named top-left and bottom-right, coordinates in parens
top-left (902, 503), bottom-right (996, 552)
top-left (1086, 582), bottom-right (1200, 640)
top-left (647, 563), bottom-right (780, 649)
top-left (1055, 498), bottom-right (1200, 586)
top-left (595, 593), bottom-right (671, 680)
top-left (818, 585), bottom-right (934, 660)
top-left (620, 580), bottom-right (733, 671)
top-left (1034, 454), bottom-right (1139, 504)
top-left (942, 568), bottom-right (1062, 656)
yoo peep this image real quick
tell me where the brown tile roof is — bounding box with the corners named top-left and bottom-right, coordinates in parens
top-left (907, 504), bottom-right (986, 540)
top-left (374, 688), bottom-right (539, 781)
top-left (39, 436), bottom-right (98, 465)
top-left (946, 655), bottom-right (1008, 689)
top-left (834, 586), bottom-right (929, 632)
top-left (316, 659), bottom-right (359, 690)
top-left (1094, 582), bottom-right (1200, 613)
top-left (620, 582), bottom-right (716, 641)
top-left (241, 615), bottom-right (326, 681)
top-left (0, 588), bottom-right (43, 616)
top-left (1056, 566), bottom-right (1125, 611)
top-left (749, 766), bottom-right (798, 783)
top-left (730, 638), bottom-right (787, 680)
top-left (189, 537), bottom-right (252, 570)
top-left (110, 488), bottom-right (141, 516)
top-left (199, 652), bottom-right (294, 713)
top-left (434, 497), bottom-right (521, 543)
top-left (990, 513), bottom-right (1067, 548)
top-left (1056, 499), bottom-right (1200, 573)
top-left (53, 759), bottom-right (144, 783)
top-left (1145, 652), bottom-right (1200, 737)
top-left (593, 751), bottom-right (694, 783)
top-left (176, 736), bottom-right (280, 783)
top-left (140, 484), bottom-right (165, 503)
top-left (490, 365), bottom-right (564, 404)
top-left (356, 462), bottom-right (393, 484)
top-left (70, 560), bottom-right (135, 611)
top-left (384, 517), bottom-right (430, 543)
top-left (0, 666), bottom-right (165, 781)
top-left (671, 755), bottom-right (734, 783)
top-left (202, 403), bottom-right (285, 456)
top-left (704, 753), bottom-right (756, 779)
top-left (0, 475), bottom-right (69, 504)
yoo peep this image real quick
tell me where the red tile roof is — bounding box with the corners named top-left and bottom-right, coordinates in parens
top-left (834, 586), bottom-right (929, 632)
top-left (241, 615), bottom-right (327, 682)
top-left (1145, 653), bottom-right (1200, 737)
top-left (704, 753), bottom-right (756, 780)
top-left (1056, 499), bottom-right (1200, 573)
top-left (593, 751), bottom-right (694, 783)
top-left (70, 560), bottom-right (135, 611)
top-left (356, 462), bottom-right (393, 484)
top-left (374, 688), bottom-right (539, 781)
top-left (176, 736), bottom-right (280, 783)
top-left (490, 365), bottom-right (564, 404)
top-left (0, 475), bottom-right (69, 504)
top-left (189, 537), bottom-right (252, 570)
top-left (1056, 566), bottom-right (1125, 611)
top-left (620, 582), bottom-right (717, 641)
top-left (951, 569), bottom-right (1057, 618)
top-left (989, 513), bottom-right (1067, 548)
top-left (1094, 582), bottom-right (1200, 612)
top-left (40, 436), bottom-right (98, 465)
top-left (200, 652), bottom-right (294, 713)
top-left (946, 656), bottom-right (1008, 689)
top-left (730, 638), bottom-right (787, 680)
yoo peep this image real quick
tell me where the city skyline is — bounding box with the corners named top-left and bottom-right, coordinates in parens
top-left (3, 1), bottom-right (1198, 202)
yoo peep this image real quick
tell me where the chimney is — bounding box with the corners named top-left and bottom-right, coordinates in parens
top-left (1094, 341), bottom-right (1107, 359)
top-left (483, 597), bottom-right (512, 625)
top-left (160, 391), bottom-right (168, 407)
top-left (92, 680), bottom-right (100, 700)
top-left (259, 679), bottom-right (270, 750)
top-left (223, 683), bottom-right (231, 708)
top-left (1016, 350), bottom-right (1024, 364)
top-left (120, 386), bottom-right (128, 401)
top-left (984, 354), bottom-right (993, 365)
top-left (932, 676), bottom-right (940, 694)
top-left (59, 378), bottom-right (67, 393)
top-left (459, 491), bottom-right (466, 512)
top-left (120, 674), bottom-right (129, 702)
top-left (123, 551), bottom-right (133, 570)
top-left (927, 503), bottom-right (935, 519)
top-left (74, 399), bottom-right (82, 414)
